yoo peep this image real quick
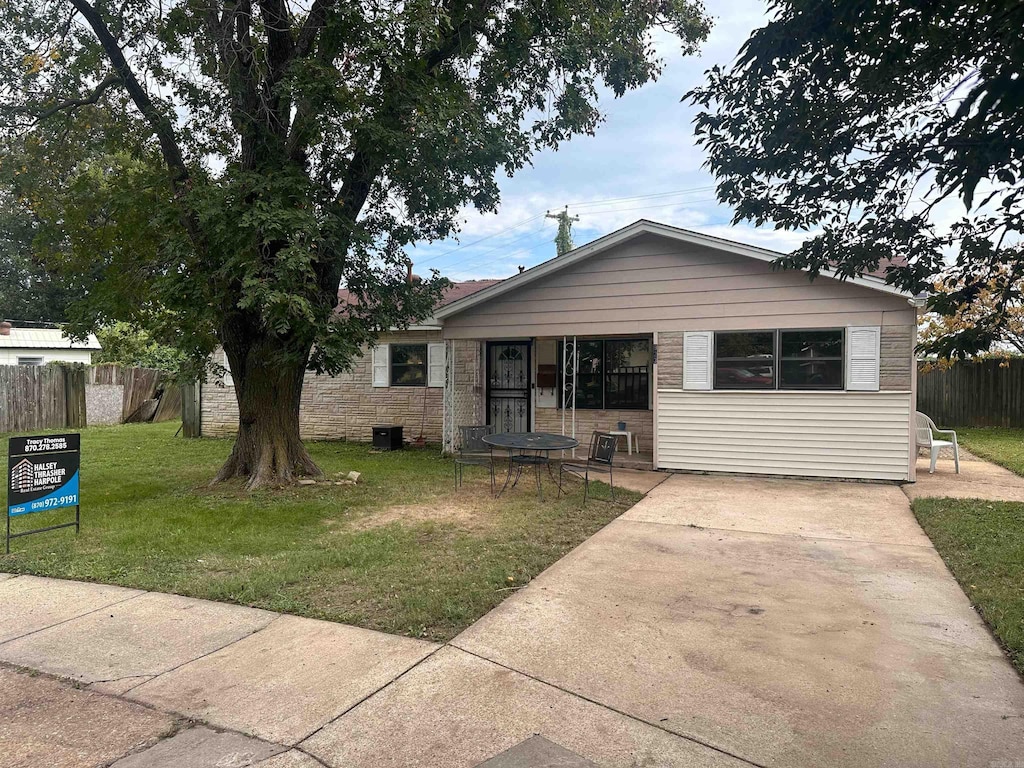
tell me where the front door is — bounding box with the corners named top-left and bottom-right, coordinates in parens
top-left (487, 341), bottom-right (531, 433)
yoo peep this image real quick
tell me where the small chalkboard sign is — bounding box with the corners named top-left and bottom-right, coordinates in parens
top-left (6, 433), bottom-right (80, 553)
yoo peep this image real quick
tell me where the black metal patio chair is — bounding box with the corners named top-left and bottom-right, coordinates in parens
top-left (455, 424), bottom-right (496, 493)
top-left (558, 431), bottom-right (617, 504)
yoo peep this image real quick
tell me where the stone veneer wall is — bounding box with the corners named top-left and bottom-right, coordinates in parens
top-left (879, 325), bottom-right (915, 391)
top-left (656, 326), bottom-right (915, 391)
top-left (201, 330), bottom-right (445, 442)
top-left (656, 331), bottom-right (684, 390)
top-left (534, 407), bottom-right (654, 454)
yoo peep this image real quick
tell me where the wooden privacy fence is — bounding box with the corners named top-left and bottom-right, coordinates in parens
top-left (1, 363), bottom-right (186, 434)
top-left (0, 364), bottom-right (86, 433)
top-left (917, 358), bottom-right (1024, 428)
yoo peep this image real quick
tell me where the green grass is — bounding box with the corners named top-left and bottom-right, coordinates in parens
top-left (913, 497), bottom-right (1024, 674)
top-left (914, 427), bottom-right (1024, 675)
top-left (957, 428), bottom-right (1024, 477)
top-left (1, 422), bottom-right (638, 641)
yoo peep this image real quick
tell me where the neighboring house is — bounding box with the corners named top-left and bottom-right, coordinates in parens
top-left (0, 322), bottom-right (101, 366)
top-left (202, 219), bottom-right (921, 482)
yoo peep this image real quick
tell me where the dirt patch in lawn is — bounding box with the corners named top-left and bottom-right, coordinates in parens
top-left (350, 486), bottom-right (501, 531)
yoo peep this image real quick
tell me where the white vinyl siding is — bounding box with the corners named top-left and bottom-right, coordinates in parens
top-left (656, 390), bottom-right (912, 481)
top-left (371, 344), bottom-right (389, 387)
top-left (682, 331), bottom-right (713, 390)
top-left (846, 326), bottom-right (881, 391)
top-left (427, 343), bottom-right (445, 387)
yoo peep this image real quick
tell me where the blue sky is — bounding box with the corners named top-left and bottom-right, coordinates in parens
top-left (409, 0), bottom-right (816, 283)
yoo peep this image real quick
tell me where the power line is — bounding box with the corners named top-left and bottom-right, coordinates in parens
top-left (414, 212), bottom-right (545, 266)
top-left (567, 185), bottom-right (717, 209)
top-left (414, 184), bottom-right (719, 267)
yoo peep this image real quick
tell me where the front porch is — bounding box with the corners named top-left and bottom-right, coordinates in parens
top-left (442, 335), bottom-right (655, 469)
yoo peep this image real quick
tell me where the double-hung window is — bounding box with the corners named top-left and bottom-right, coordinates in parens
top-left (712, 330), bottom-right (844, 390)
top-left (390, 344), bottom-right (427, 386)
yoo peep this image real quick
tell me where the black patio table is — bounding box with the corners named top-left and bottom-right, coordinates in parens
top-left (482, 432), bottom-right (580, 500)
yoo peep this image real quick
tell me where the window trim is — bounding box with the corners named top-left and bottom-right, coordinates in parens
top-left (389, 342), bottom-right (428, 387)
top-left (711, 328), bottom-right (846, 392)
top-left (16, 356), bottom-right (44, 366)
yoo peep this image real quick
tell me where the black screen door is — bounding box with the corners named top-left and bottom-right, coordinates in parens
top-left (487, 341), bottom-right (531, 433)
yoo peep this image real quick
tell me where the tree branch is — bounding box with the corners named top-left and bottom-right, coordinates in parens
top-left (34, 73), bottom-right (122, 122)
top-left (294, 0), bottom-right (335, 60)
top-left (70, 0), bottom-right (189, 188)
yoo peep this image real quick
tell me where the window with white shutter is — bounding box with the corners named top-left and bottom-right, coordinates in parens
top-left (846, 326), bottom-right (881, 391)
top-left (371, 344), bottom-right (389, 387)
top-left (427, 343), bottom-right (445, 387)
top-left (683, 331), bottom-right (713, 390)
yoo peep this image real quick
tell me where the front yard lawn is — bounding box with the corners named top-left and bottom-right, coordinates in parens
top-left (913, 497), bottom-right (1024, 674)
top-left (1, 422), bottom-right (638, 641)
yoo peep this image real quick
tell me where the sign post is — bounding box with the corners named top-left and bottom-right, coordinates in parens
top-left (6, 433), bottom-right (80, 554)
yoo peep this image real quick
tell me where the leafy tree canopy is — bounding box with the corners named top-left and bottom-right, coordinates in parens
top-left (0, 185), bottom-right (76, 323)
top-left (688, 0), bottom-right (1024, 359)
top-left (94, 321), bottom-right (189, 373)
top-left (0, 0), bottom-right (711, 486)
top-left (919, 269), bottom-right (1024, 367)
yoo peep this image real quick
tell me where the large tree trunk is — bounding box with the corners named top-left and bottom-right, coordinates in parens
top-left (213, 332), bottom-right (321, 490)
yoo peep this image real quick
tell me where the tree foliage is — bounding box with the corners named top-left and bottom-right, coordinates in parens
top-left (919, 269), bottom-right (1024, 367)
top-left (0, 0), bottom-right (710, 486)
top-left (94, 321), bottom-right (188, 373)
top-left (687, 0), bottom-right (1024, 359)
top-left (0, 186), bottom-right (76, 323)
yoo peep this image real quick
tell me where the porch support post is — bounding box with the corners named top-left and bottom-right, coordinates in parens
top-left (442, 339), bottom-right (455, 453)
top-left (561, 335), bottom-right (577, 457)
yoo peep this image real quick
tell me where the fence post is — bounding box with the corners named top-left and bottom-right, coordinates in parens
top-left (63, 364), bottom-right (87, 428)
top-left (181, 380), bottom-right (202, 437)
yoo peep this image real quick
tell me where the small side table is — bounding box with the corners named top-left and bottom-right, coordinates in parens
top-left (607, 430), bottom-right (634, 455)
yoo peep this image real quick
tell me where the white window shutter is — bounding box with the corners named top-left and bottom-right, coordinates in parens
top-left (371, 344), bottom-right (389, 387)
top-left (683, 331), bottom-right (713, 390)
top-left (220, 348), bottom-right (233, 387)
top-left (427, 343), bottom-right (445, 388)
top-left (846, 326), bottom-right (880, 391)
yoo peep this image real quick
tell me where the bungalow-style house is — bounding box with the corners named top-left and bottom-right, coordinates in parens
top-left (0, 322), bottom-right (101, 366)
top-left (201, 220), bottom-right (920, 482)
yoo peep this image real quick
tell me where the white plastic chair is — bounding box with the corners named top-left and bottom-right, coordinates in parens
top-left (915, 412), bottom-right (960, 474)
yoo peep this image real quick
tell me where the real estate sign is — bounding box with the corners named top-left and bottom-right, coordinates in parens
top-left (6, 433), bottom-right (80, 552)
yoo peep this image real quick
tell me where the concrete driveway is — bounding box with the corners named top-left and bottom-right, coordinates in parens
top-left (309, 473), bottom-right (1024, 767)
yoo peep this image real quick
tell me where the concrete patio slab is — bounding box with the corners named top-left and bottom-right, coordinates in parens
top-left (622, 473), bottom-right (931, 545)
top-left (906, 456), bottom-right (1024, 502)
top-left (0, 573), bottom-right (16, 582)
top-left (454, 514), bottom-right (1024, 767)
top-left (607, 468), bottom-right (667, 494)
top-left (0, 575), bottom-right (143, 644)
top-left (301, 646), bottom-right (747, 768)
top-left (0, 591), bottom-right (275, 685)
top-left (0, 665), bottom-right (176, 768)
top-left (109, 726), bottom-right (285, 768)
top-left (128, 614), bottom-right (438, 745)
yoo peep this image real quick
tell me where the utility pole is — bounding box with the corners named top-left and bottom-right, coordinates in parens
top-left (545, 207), bottom-right (580, 256)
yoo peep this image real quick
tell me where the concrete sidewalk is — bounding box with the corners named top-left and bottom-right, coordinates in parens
top-left (1, 572), bottom-right (720, 768)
